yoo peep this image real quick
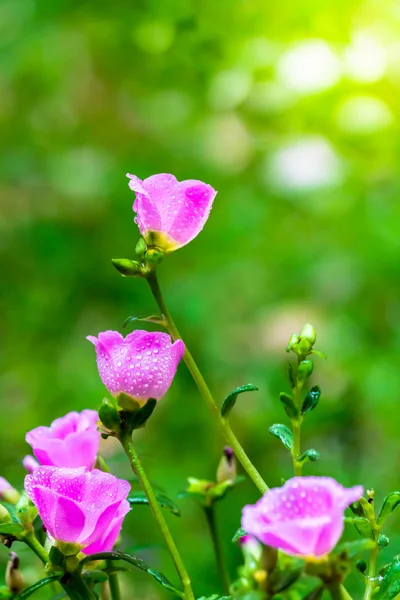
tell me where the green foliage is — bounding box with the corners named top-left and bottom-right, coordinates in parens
top-left (128, 491), bottom-right (181, 516)
top-left (378, 491), bottom-right (400, 525)
top-left (13, 576), bottom-right (60, 600)
top-left (221, 384), bottom-right (259, 417)
top-left (269, 424), bottom-right (294, 450)
top-left (300, 386), bottom-right (321, 415)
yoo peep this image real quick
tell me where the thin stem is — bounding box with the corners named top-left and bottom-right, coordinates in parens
top-left (290, 374), bottom-right (304, 476)
top-left (204, 505), bottom-right (230, 595)
top-left (146, 272), bottom-right (268, 494)
top-left (327, 584), bottom-right (354, 600)
top-left (23, 532), bottom-right (49, 564)
top-left (68, 570), bottom-right (97, 600)
top-left (106, 560), bottom-right (121, 600)
top-left (363, 544), bottom-right (379, 600)
top-left (119, 432), bottom-right (193, 600)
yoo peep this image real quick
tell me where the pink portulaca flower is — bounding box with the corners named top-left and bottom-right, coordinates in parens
top-left (127, 173), bottom-right (217, 252)
top-left (25, 466), bottom-right (130, 552)
top-left (26, 410), bottom-right (100, 470)
top-left (87, 330), bottom-right (185, 403)
top-left (242, 476), bottom-right (363, 557)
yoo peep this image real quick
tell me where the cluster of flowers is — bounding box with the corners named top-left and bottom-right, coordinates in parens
top-left (0, 172), bottom-right (364, 578)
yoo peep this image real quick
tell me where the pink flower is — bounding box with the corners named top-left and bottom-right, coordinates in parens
top-left (242, 476), bottom-right (363, 557)
top-left (25, 466), bottom-right (131, 550)
top-left (87, 330), bottom-right (185, 403)
top-left (26, 410), bottom-right (100, 470)
top-left (22, 456), bottom-right (39, 474)
top-left (127, 173), bottom-right (217, 252)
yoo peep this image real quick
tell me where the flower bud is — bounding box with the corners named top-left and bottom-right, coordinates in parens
top-left (22, 456), bottom-right (39, 474)
top-left (300, 323), bottom-right (317, 346)
top-left (111, 258), bottom-right (142, 277)
top-left (216, 447), bottom-right (236, 483)
top-left (0, 478), bottom-right (19, 505)
top-left (6, 552), bottom-right (23, 595)
top-left (286, 334), bottom-right (299, 353)
top-left (99, 399), bottom-right (121, 434)
top-left (0, 505), bottom-right (12, 525)
top-left (135, 237), bottom-right (147, 259)
top-left (298, 359), bottom-right (314, 380)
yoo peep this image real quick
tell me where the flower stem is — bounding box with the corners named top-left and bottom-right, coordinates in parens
top-left (146, 271), bottom-right (268, 494)
top-left (290, 368), bottom-right (304, 476)
top-left (106, 560), bottom-right (121, 600)
top-left (119, 431), bottom-right (194, 600)
top-left (23, 532), bottom-right (49, 564)
top-left (327, 584), bottom-right (354, 600)
top-left (363, 542), bottom-right (379, 600)
top-left (204, 505), bottom-right (230, 595)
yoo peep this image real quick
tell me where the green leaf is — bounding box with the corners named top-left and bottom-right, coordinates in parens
top-left (335, 538), bottom-right (375, 558)
top-left (310, 349), bottom-right (327, 359)
top-left (13, 576), bottom-right (60, 600)
top-left (279, 393), bottom-right (298, 419)
top-left (221, 384), bottom-right (259, 417)
top-left (287, 363), bottom-right (296, 389)
top-left (0, 502), bottom-right (22, 525)
top-left (375, 558), bottom-right (400, 599)
top-left (128, 491), bottom-right (181, 516)
top-left (80, 550), bottom-right (183, 598)
top-left (197, 596), bottom-right (232, 600)
top-left (126, 399), bottom-right (157, 430)
top-left (353, 517), bottom-right (375, 540)
top-left (301, 385), bottom-right (321, 415)
top-left (269, 568), bottom-right (303, 594)
top-left (82, 570), bottom-right (109, 585)
top-left (297, 449), bottom-right (321, 464)
top-left (0, 586), bottom-right (13, 600)
top-left (269, 424), bottom-right (293, 450)
top-left (378, 534), bottom-right (389, 549)
top-left (377, 491), bottom-right (400, 525)
top-left (301, 587), bottom-right (324, 600)
top-left (0, 522), bottom-right (24, 535)
top-left (232, 527), bottom-right (247, 542)
top-left (123, 315), bottom-right (166, 328)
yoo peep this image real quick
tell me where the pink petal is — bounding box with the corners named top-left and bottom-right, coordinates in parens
top-left (83, 500), bottom-right (131, 555)
top-left (167, 181), bottom-right (216, 247)
top-left (52, 496), bottom-right (86, 543)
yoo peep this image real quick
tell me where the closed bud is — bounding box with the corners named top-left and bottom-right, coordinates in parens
top-left (298, 338), bottom-right (312, 354)
top-left (300, 323), bottom-right (317, 346)
top-left (6, 552), bottom-right (23, 595)
top-left (99, 398), bottom-right (121, 433)
top-left (216, 447), bottom-right (236, 483)
top-left (0, 505), bottom-right (11, 525)
top-left (298, 359), bottom-right (314, 380)
top-left (111, 258), bottom-right (142, 277)
top-left (135, 237), bottom-right (147, 259)
top-left (145, 248), bottom-right (164, 266)
top-left (286, 334), bottom-right (299, 353)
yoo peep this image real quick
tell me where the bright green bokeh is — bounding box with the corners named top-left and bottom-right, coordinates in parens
top-left (2, 0), bottom-right (400, 596)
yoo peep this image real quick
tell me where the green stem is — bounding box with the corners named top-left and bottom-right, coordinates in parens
top-left (363, 544), bottom-right (379, 600)
top-left (327, 584), bottom-right (354, 600)
top-left (204, 505), bottom-right (230, 595)
top-left (23, 532), bottom-right (49, 564)
top-left (67, 570), bottom-right (97, 600)
top-left (106, 560), bottom-right (121, 600)
top-left (146, 272), bottom-right (268, 494)
top-left (291, 376), bottom-right (304, 476)
top-left (119, 432), bottom-right (194, 600)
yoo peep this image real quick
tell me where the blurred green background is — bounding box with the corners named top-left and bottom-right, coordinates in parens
top-left (2, 0), bottom-right (400, 596)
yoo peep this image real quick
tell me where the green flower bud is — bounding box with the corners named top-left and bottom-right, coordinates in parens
top-left (111, 258), bottom-right (142, 277)
top-left (298, 338), bottom-right (312, 354)
top-left (0, 505), bottom-right (12, 525)
top-left (300, 323), bottom-right (317, 345)
top-left (286, 334), bottom-right (299, 352)
top-left (99, 398), bottom-right (121, 433)
top-left (145, 248), bottom-right (164, 266)
top-left (298, 359), bottom-right (314, 380)
top-left (216, 447), bottom-right (236, 483)
top-left (135, 237), bottom-right (147, 259)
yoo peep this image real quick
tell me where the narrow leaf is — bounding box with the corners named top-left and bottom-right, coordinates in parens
top-left (128, 491), bottom-right (181, 516)
top-left (0, 522), bottom-right (24, 535)
top-left (221, 384), bottom-right (258, 418)
top-left (335, 538), bottom-right (375, 558)
top-left (128, 399), bottom-right (157, 430)
top-left (297, 449), bottom-right (321, 464)
top-left (353, 517), bottom-right (375, 540)
top-left (123, 315), bottom-right (166, 328)
top-left (301, 385), bottom-right (321, 415)
top-left (279, 393), bottom-right (298, 419)
top-left (232, 527), bottom-right (247, 542)
top-left (301, 587), bottom-right (324, 600)
top-left (269, 424), bottom-right (293, 450)
top-left (14, 576), bottom-right (60, 600)
top-left (375, 558), bottom-right (400, 599)
top-left (269, 568), bottom-right (303, 594)
top-left (378, 491), bottom-right (400, 525)
top-left (80, 550), bottom-right (183, 598)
